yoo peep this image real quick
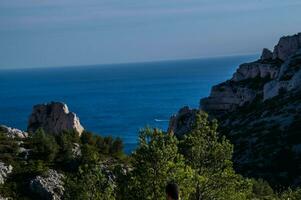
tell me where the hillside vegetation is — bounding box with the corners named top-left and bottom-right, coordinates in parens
top-left (1, 112), bottom-right (301, 199)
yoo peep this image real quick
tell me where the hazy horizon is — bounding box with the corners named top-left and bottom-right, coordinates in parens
top-left (1, 0), bottom-right (301, 69)
top-left (0, 52), bottom-right (258, 70)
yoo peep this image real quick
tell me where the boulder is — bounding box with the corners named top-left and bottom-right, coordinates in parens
top-left (0, 125), bottom-right (28, 139)
top-left (0, 162), bottom-right (13, 184)
top-left (30, 169), bottom-right (64, 200)
top-left (27, 102), bottom-right (84, 136)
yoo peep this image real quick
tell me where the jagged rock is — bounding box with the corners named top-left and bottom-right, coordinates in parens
top-left (168, 33), bottom-right (301, 186)
top-left (201, 33), bottom-right (301, 114)
top-left (99, 159), bottom-right (131, 185)
top-left (0, 125), bottom-right (28, 138)
top-left (201, 60), bottom-right (281, 114)
top-left (168, 106), bottom-right (198, 137)
top-left (231, 61), bottom-right (279, 82)
top-left (30, 169), bottom-right (64, 200)
top-left (264, 50), bottom-right (301, 100)
top-left (72, 143), bottom-right (81, 157)
top-left (272, 33), bottom-right (301, 61)
top-left (261, 48), bottom-right (273, 60)
top-left (201, 81), bottom-right (258, 114)
top-left (18, 147), bottom-right (31, 160)
top-left (0, 162), bottom-right (13, 184)
top-left (27, 102), bottom-right (84, 136)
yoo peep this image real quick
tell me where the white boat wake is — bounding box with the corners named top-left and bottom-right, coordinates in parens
top-left (154, 119), bottom-right (169, 122)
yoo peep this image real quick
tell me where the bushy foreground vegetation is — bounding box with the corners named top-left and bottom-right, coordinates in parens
top-left (1, 112), bottom-right (301, 199)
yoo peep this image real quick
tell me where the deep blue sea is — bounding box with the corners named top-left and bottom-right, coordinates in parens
top-left (0, 55), bottom-right (257, 153)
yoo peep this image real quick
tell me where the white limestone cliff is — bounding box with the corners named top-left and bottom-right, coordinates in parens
top-left (27, 102), bottom-right (84, 136)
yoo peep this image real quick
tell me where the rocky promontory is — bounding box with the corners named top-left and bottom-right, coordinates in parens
top-left (0, 101), bottom-right (125, 199)
top-left (27, 102), bottom-right (84, 136)
top-left (169, 32), bottom-right (301, 186)
top-left (201, 33), bottom-right (301, 115)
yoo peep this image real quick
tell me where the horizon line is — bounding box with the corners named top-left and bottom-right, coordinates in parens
top-left (0, 52), bottom-right (259, 71)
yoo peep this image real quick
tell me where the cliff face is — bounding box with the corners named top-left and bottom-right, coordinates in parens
top-left (272, 33), bottom-right (301, 61)
top-left (201, 33), bottom-right (301, 115)
top-left (169, 33), bottom-right (301, 186)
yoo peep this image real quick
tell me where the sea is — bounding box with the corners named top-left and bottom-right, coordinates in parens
top-left (0, 55), bottom-right (257, 153)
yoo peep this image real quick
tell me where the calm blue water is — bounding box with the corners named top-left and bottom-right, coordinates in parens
top-left (0, 55), bottom-right (257, 153)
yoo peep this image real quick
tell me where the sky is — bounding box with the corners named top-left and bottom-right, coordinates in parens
top-left (0, 0), bottom-right (301, 69)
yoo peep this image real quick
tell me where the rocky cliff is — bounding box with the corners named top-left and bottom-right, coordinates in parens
top-left (0, 102), bottom-right (125, 199)
top-left (169, 32), bottom-right (301, 186)
top-left (28, 102), bottom-right (84, 136)
top-left (200, 33), bottom-right (301, 115)
top-left (0, 103), bottom-right (83, 200)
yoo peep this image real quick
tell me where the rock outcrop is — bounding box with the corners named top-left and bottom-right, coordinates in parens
top-left (260, 48), bottom-right (273, 60)
top-left (272, 33), bottom-right (301, 61)
top-left (30, 169), bottom-right (65, 200)
top-left (200, 80), bottom-right (259, 114)
top-left (71, 143), bottom-right (81, 157)
top-left (263, 49), bottom-right (301, 100)
top-left (0, 162), bottom-right (13, 184)
top-left (0, 125), bottom-right (28, 139)
top-left (168, 106), bottom-right (198, 137)
top-left (27, 102), bottom-right (84, 136)
top-left (169, 32), bottom-right (301, 186)
top-left (201, 33), bottom-right (301, 115)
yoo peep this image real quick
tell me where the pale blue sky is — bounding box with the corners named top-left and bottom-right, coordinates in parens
top-left (0, 0), bottom-right (301, 69)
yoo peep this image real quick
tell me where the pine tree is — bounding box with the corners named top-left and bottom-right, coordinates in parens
top-left (125, 128), bottom-right (195, 200)
top-left (179, 111), bottom-right (252, 200)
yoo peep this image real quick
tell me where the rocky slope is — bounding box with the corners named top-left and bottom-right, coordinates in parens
top-left (201, 33), bottom-right (301, 115)
top-left (0, 102), bottom-right (125, 199)
top-left (0, 102), bottom-right (84, 199)
top-left (30, 169), bottom-right (65, 200)
top-left (169, 32), bottom-right (301, 186)
top-left (0, 125), bottom-right (28, 139)
top-left (0, 162), bottom-right (12, 185)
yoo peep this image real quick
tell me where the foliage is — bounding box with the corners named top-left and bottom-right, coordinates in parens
top-left (280, 187), bottom-right (301, 200)
top-left (0, 131), bottom-right (19, 165)
top-left (179, 111), bottom-right (252, 200)
top-left (81, 131), bottom-right (124, 157)
top-left (28, 128), bottom-right (59, 163)
top-left (0, 128), bottom-right (124, 199)
top-left (123, 128), bottom-right (195, 200)
top-left (2, 113), bottom-right (301, 199)
top-left (64, 131), bottom-right (121, 200)
top-left (249, 179), bottom-right (277, 200)
top-left (64, 164), bottom-right (115, 200)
